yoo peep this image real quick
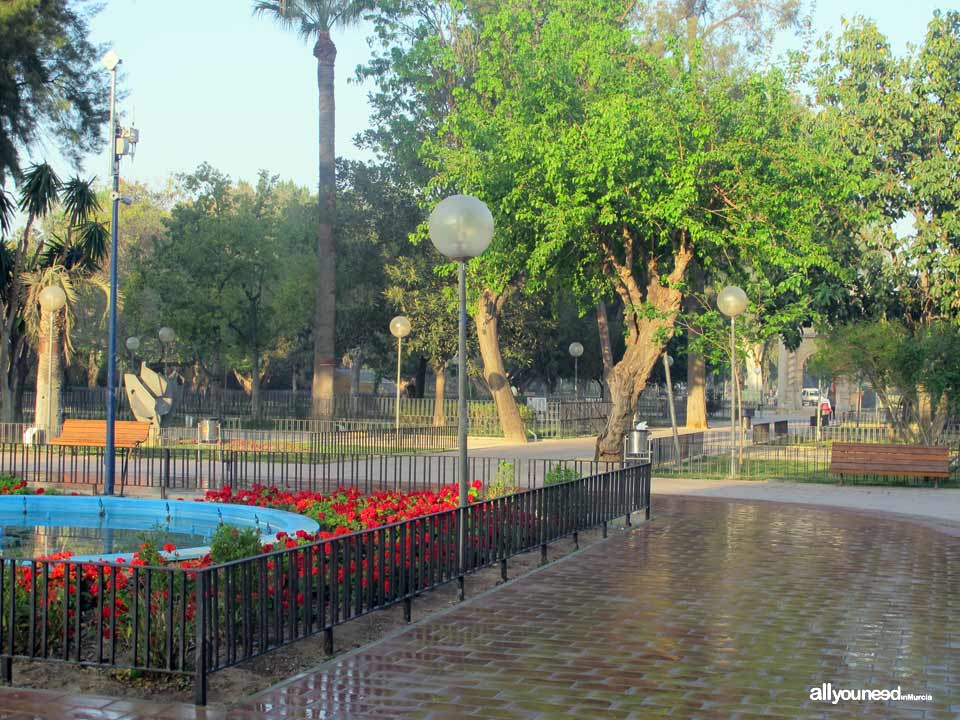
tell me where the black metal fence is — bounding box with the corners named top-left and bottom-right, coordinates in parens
top-left (0, 444), bottom-right (622, 496)
top-left (0, 462), bottom-right (651, 704)
top-left (650, 423), bottom-right (960, 484)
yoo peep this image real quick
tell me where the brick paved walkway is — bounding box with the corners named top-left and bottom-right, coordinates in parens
top-left (0, 496), bottom-right (957, 719)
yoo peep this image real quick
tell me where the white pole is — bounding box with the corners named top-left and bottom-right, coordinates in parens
top-left (395, 336), bottom-right (402, 432)
top-left (729, 316), bottom-right (737, 477)
top-left (47, 312), bottom-right (55, 438)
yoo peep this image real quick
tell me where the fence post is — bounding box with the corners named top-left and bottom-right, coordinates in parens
top-left (194, 570), bottom-right (208, 706)
top-left (161, 449), bottom-right (170, 499)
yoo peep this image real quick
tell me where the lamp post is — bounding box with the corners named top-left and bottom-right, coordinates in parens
top-left (662, 353), bottom-right (682, 465)
top-left (125, 336), bottom-right (140, 372)
top-left (568, 342), bottom-right (583, 398)
top-left (158, 326), bottom-right (175, 374)
top-left (429, 195), bottom-right (493, 600)
top-left (718, 286), bottom-right (748, 477)
top-left (389, 316), bottom-right (411, 431)
top-left (101, 49), bottom-right (139, 497)
top-left (38, 286), bottom-right (67, 439)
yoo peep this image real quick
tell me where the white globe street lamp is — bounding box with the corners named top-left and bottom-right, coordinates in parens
top-left (158, 326), bottom-right (175, 373)
top-left (568, 342), bottom-right (584, 397)
top-left (38, 286), bottom-right (67, 437)
top-left (389, 316), bottom-right (412, 432)
top-left (718, 285), bottom-right (748, 477)
top-left (429, 195), bottom-right (494, 601)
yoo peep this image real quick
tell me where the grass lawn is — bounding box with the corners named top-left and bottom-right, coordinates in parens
top-left (654, 452), bottom-right (960, 488)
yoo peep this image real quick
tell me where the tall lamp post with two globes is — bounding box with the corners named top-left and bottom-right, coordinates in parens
top-left (389, 316), bottom-right (411, 432)
top-left (428, 195), bottom-right (493, 600)
top-left (101, 48), bottom-right (139, 496)
top-left (718, 286), bottom-right (748, 477)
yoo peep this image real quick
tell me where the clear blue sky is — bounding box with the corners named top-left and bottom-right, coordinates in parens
top-left (33, 0), bottom-right (950, 191)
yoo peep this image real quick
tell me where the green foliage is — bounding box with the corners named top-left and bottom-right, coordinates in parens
top-left (813, 11), bottom-right (960, 327)
top-left (125, 164), bottom-right (315, 405)
top-left (812, 321), bottom-right (960, 444)
top-left (0, 475), bottom-right (29, 495)
top-left (544, 465), bottom-right (580, 486)
top-left (483, 461), bottom-right (518, 499)
top-left (209, 524), bottom-right (262, 564)
top-left (0, 0), bottom-right (109, 184)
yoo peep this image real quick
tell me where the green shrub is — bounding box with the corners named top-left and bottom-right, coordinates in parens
top-left (544, 465), bottom-right (580, 486)
top-left (209, 525), bottom-right (261, 564)
top-left (483, 460), bottom-right (518, 499)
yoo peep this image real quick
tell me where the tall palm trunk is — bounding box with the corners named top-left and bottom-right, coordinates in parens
top-left (34, 309), bottom-right (63, 434)
top-left (311, 31), bottom-right (337, 420)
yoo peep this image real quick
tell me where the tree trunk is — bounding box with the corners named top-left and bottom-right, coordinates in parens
top-left (349, 349), bottom-right (363, 398)
top-left (311, 33), bottom-right (338, 421)
top-left (595, 239), bottom-right (693, 461)
top-left (34, 309), bottom-right (64, 434)
top-left (432, 361), bottom-right (447, 427)
top-left (251, 347), bottom-right (262, 420)
top-left (684, 260), bottom-right (708, 429)
top-left (86, 349), bottom-right (99, 388)
top-left (476, 288), bottom-right (527, 443)
top-left (596, 302), bottom-right (614, 401)
top-left (414, 356), bottom-right (427, 398)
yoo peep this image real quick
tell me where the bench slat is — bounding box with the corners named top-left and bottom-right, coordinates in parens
top-left (829, 442), bottom-right (951, 481)
top-left (49, 420), bottom-right (150, 449)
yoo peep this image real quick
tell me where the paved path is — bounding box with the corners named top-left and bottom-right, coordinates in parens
top-left (0, 496), bottom-right (957, 718)
top-left (223, 495), bottom-right (956, 719)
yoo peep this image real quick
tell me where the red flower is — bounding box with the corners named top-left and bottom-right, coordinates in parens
top-left (163, 543), bottom-right (177, 553)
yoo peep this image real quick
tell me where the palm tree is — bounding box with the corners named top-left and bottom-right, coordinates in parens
top-left (0, 164), bottom-right (108, 423)
top-left (254, 0), bottom-right (367, 420)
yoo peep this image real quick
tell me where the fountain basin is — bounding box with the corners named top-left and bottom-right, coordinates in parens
top-left (0, 495), bottom-right (319, 562)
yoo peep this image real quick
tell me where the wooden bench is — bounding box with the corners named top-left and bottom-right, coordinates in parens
top-left (50, 420), bottom-right (151, 495)
top-left (830, 442), bottom-right (951, 487)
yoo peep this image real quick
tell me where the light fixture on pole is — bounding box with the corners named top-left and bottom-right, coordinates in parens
top-left (158, 326), bottom-right (175, 373)
top-left (38, 286), bottom-right (67, 439)
top-left (662, 353), bottom-right (682, 465)
top-left (389, 316), bottom-right (411, 431)
top-left (568, 342), bottom-right (583, 398)
top-left (125, 336), bottom-right (140, 371)
top-left (101, 49), bottom-right (139, 497)
top-left (717, 285), bottom-right (748, 477)
top-left (429, 194), bottom-right (493, 600)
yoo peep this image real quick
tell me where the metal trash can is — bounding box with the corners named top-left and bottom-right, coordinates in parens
top-left (198, 418), bottom-right (220, 444)
top-left (625, 426), bottom-right (650, 461)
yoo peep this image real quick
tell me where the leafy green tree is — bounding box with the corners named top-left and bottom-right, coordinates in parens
top-left (813, 11), bottom-right (960, 328)
top-left (384, 251), bottom-right (459, 425)
top-left (335, 160), bottom-right (422, 394)
top-left (429, 0), bottom-right (852, 459)
top-left (254, 0), bottom-right (367, 419)
top-left (126, 165), bottom-right (315, 417)
top-left (812, 321), bottom-right (960, 444)
top-left (0, 0), bottom-right (110, 185)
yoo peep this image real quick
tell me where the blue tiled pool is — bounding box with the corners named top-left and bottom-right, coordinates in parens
top-left (0, 495), bottom-right (319, 561)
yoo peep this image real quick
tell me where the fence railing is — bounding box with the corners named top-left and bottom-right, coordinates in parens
top-left (0, 444), bottom-right (622, 496)
top-left (650, 423), bottom-right (960, 483)
top-left (0, 462), bottom-right (651, 704)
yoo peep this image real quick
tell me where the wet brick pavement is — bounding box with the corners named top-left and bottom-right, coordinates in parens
top-left (0, 495), bottom-right (957, 719)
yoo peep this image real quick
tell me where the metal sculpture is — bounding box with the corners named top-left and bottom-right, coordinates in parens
top-left (124, 363), bottom-right (181, 436)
